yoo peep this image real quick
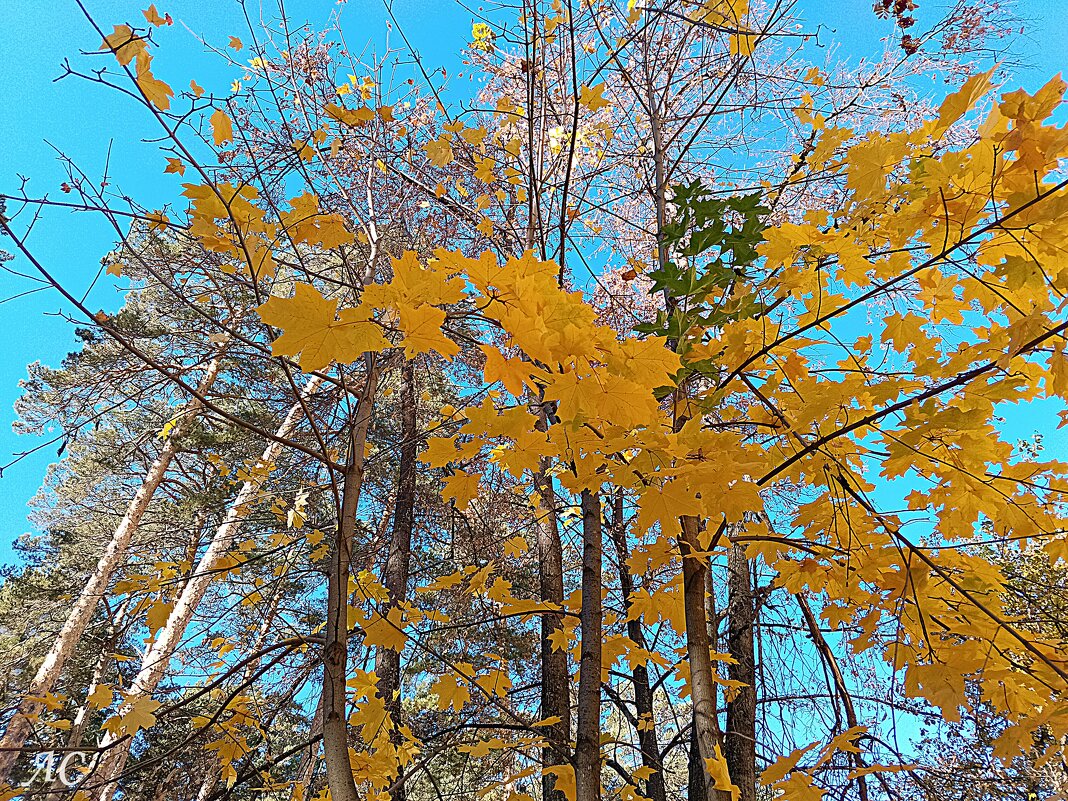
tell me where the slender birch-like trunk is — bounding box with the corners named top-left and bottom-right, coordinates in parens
top-left (322, 364), bottom-right (378, 801)
top-left (92, 375), bottom-right (324, 801)
top-left (0, 357), bottom-right (224, 783)
top-left (680, 516), bottom-right (733, 801)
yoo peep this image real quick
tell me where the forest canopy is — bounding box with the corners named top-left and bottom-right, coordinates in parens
top-left (1, 1), bottom-right (1067, 801)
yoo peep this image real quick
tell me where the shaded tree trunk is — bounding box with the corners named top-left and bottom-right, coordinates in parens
top-left (375, 358), bottom-right (418, 801)
top-left (575, 489), bottom-right (602, 801)
top-left (608, 492), bottom-right (667, 801)
top-left (0, 357), bottom-right (224, 784)
top-left (534, 463), bottom-right (570, 801)
top-left (725, 544), bottom-right (757, 801)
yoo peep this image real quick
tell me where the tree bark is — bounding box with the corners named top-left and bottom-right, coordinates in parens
top-left (0, 357), bottom-right (224, 784)
top-left (533, 464), bottom-right (570, 801)
top-left (725, 544), bottom-right (757, 801)
top-left (608, 492), bottom-right (667, 801)
top-left (375, 358), bottom-right (418, 801)
top-left (322, 364), bottom-right (378, 801)
top-left (91, 374), bottom-right (325, 801)
top-left (575, 489), bottom-right (602, 801)
top-left (680, 516), bottom-right (732, 801)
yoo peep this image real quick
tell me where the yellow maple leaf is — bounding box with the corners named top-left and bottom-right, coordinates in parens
top-left (324, 103), bottom-right (374, 128)
top-left (211, 109), bottom-right (234, 145)
top-left (761, 742), bottom-right (821, 785)
top-left (424, 136), bottom-right (454, 167)
top-left (397, 303), bottom-right (459, 359)
top-left (362, 251), bottom-right (466, 310)
top-left (25, 691), bottom-right (66, 711)
top-left (730, 31), bottom-right (756, 56)
top-left (442, 470), bottom-right (481, 511)
top-left (880, 313), bottom-right (927, 353)
top-left (360, 606), bottom-right (408, 652)
top-left (87, 684), bottom-right (114, 710)
top-left (579, 83), bottom-right (611, 111)
top-left (145, 598), bottom-right (174, 634)
top-left (104, 694), bottom-right (161, 737)
top-left (846, 136), bottom-right (899, 201)
top-left (480, 345), bottom-right (533, 396)
top-left (544, 765), bottom-right (576, 801)
top-left (474, 156), bottom-right (497, 182)
top-left (256, 282), bottom-right (388, 370)
top-left (636, 479), bottom-right (702, 535)
top-left (502, 535), bottom-right (528, 557)
top-left (101, 25), bottom-right (146, 66)
top-left (460, 737), bottom-right (510, 758)
top-left (431, 674), bottom-right (470, 712)
top-left (142, 4), bottom-right (171, 26)
top-left (473, 667), bottom-right (512, 698)
top-left (705, 744), bottom-right (741, 801)
top-left (776, 772), bottom-right (825, 801)
top-left (420, 436), bottom-right (459, 468)
top-left (936, 68), bottom-right (995, 133)
top-left (460, 125), bottom-right (488, 145)
top-left (136, 59), bottom-right (173, 110)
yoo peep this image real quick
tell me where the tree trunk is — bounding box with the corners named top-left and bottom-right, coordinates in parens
top-left (688, 566), bottom-right (722, 801)
top-left (322, 364), bottom-right (378, 801)
top-left (91, 374), bottom-right (325, 801)
top-left (575, 489), bottom-right (602, 801)
top-left (43, 602), bottom-right (128, 801)
top-left (680, 516), bottom-right (732, 801)
top-left (534, 465), bottom-right (570, 801)
top-left (0, 357), bottom-right (224, 784)
top-left (608, 492), bottom-right (667, 801)
top-left (725, 544), bottom-right (757, 801)
top-left (375, 358), bottom-right (418, 801)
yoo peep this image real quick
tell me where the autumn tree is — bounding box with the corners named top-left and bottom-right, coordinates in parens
top-left (2, 4), bottom-right (1068, 801)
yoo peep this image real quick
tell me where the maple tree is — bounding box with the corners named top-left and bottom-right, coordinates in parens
top-left (0, 2), bottom-right (1066, 801)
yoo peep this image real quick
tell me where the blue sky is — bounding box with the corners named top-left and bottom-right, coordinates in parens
top-left (0, 0), bottom-right (1066, 564)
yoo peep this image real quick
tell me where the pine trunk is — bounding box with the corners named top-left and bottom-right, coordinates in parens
top-left (92, 374), bottom-right (324, 801)
top-left (0, 357), bottom-right (223, 784)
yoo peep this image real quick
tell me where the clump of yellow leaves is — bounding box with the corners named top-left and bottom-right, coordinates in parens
top-left (101, 8), bottom-right (174, 110)
top-left (126, 22), bottom-right (1068, 789)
